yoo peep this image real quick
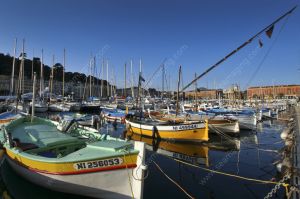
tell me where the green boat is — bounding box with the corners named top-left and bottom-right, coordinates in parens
top-left (0, 116), bottom-right (146, 199)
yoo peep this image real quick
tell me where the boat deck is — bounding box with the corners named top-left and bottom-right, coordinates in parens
top-left (4, 117), bottom-right (138, 162)
top-left (10, 122), bottom-right (79, 148)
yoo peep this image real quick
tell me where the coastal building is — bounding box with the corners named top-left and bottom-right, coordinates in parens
top-left (223, 84), bottom-right (244, 100)
top-left (185, 88), bottom-right (223, 100)
top-left (247, 84), bottom-right (300, 99)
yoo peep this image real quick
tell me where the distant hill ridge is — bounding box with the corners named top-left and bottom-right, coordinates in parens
top-left (0, 53), bottom-right (107, 84)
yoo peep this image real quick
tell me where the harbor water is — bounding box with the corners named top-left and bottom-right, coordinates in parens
top-left (0, 112), bottom-right (287, 199)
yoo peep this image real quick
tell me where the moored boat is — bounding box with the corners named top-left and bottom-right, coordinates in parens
top-left (0, 111), bottom-right (22, 126)
top-left (208, 118), bottom-right (240, 135)
top-left (0, 116), bottom-right (146, 199)
top-left (125, 114), bottom-right (209, 142)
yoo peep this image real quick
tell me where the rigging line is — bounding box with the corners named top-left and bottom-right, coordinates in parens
top-left (180, 6), bottom-right (297, 92)
top-left (245, 15), bottom-right (292, 88)
top-left (143, 58), bottom-right (167, 90)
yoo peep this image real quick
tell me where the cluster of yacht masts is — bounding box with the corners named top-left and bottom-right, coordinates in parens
top-left (8, 38), bottom-right (150, 102)
top-left (84, 56), bottom-right (146, 100)
top-left (9, 38), bottom-right (66, 100)
top-left (8, 6), bottom-right (297, 106)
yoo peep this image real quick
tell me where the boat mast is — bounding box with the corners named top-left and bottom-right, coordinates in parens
top-left (181, 6), bottom-right (297, 92)
top-left (176, 65), bottom-right (182, 116)
top-left (31, 72), bottom-right (36, 123)
top-left (124, 63), bottom-right (127, 98)
top-left (101, 58), bottom-right (104, 98)
top-left (111, 66), bottom-right (114, 97)
top-left (50, 55), bottom-right (54, 103)
top-left (194, 73), bottom-right (198, 106)
top-left (89, 58), bottom-right (92, 99)
top-left (15, 40), bottom-right (24, 113)
top-left (21, 39), bottom-right (25, 95)
top-left (130, 59), bottom-right (134, 98)
top-left (63, 49), bottom-right (65, 98)
top-left (31, 49), bottom-right (34, 80)
top-left (40, 49), bottom-right (44, 100)
top-left (10, 38), bottom-right (17, 96)
top-left (162, 64), bottom-right (165, 99)
top-left (106, 60), bottom-right (109, 98)
top-left (139, 59), bottom-right (142, 98)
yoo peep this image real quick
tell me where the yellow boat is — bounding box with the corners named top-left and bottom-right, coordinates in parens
top-left (125, 115), bottom-right (208, 142)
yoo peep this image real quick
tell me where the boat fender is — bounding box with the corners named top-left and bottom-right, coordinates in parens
top-left (121, 117), bottom-right (126, 124)
top-left (112, 119), bottom-right (118, 130)
top-left (140, 164), bottom-right (148, 170)
top-left (152, 126), bottom-right (159, 139)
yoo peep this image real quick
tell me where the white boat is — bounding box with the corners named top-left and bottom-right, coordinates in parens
top-left (48, 103), bottom-right (70, 112)
top-left (67, 102), bottom-right (81, 112)
top-left (30, 102), bottom-right (48, 113)
top-left (225, 113), bottom-right (257, 130)
top-left (208, 118), bottom-right (240, 135)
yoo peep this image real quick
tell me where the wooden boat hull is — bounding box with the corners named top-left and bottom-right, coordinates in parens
top-left (1, 117), bottom-right (146, 199)
top-left (126, 119), bottom-right (208, 142)
top-left (4, 140), bottom-right (146, 199)
top-left (48, 104), bottom-right (70, 112)
top-left (80, 104), bottom-right (101, 113)
top-left (0, 111), bottom-right (22, 126)
top-left (69, 104), bottom-right (81, 112)
top-left (30, 105), bottom-right (48, 113)
top-left (5, 155), bottom-right (138, 199)
top-left (208, 119), bottom-right (240, 134)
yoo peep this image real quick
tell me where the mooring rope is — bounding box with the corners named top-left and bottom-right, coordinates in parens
top-left (153, 160), bottom-right (195, 199)
top-left (165, 155), bottom-right (289, 188)
top-left (122, 152), bottom-right (135, 199)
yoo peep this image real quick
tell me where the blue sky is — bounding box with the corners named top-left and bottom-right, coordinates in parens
top-left (0, 0), bottom-right (299, 91)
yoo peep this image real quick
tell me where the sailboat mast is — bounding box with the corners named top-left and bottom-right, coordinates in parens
top-left (124, 63), bottom-right (127, 98)
top-left (10, 38), bottom-right (17, 96)
top-left (106, 60), bottom-right (109, 98)
top-left (31, 49), bottom-right (34, 80)
top-left (15, 40), bottom-right (24, 113)
top-left (176, 65), bottom-right (182, 116)
top-left (50, 55), bottom-right (55, 102)
top-left (63, 49), bottom-right (65, 97)
top-left (89, 58), bottom-right (92, 98)
top-left (194, 73), bottom-right (197, 105)
top-left (31, 72), bottom-right (36, 123)
top-left (101, 58), bottom-right (104, 98)
top-left (139, 59), bottom-right (142, 98)
top-left (181, 6), bottom-right (297, 92)
top-left (162, 64), bottom-right (165, 98)
top-left (21, 39), bottom-right (25, 95)
top-left (40, 49), bottom-right (44, 99)
top-left (130, 60), bottom-right (134, 98)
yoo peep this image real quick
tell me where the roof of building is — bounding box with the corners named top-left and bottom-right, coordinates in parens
top-left (248, 84), bottom-right (300, 89)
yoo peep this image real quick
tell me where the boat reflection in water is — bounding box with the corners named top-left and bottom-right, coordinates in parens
top-left (206, 130), bottom-right (259, 152)
top-left (127, 133), bottom-right (209, 167)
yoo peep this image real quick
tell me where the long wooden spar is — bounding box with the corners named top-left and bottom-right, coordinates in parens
top-left (181, 6), bottom-right (297, 92)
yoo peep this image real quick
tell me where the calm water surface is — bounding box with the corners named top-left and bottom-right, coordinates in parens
top-left (0, 112), bottom-right (287, 199)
